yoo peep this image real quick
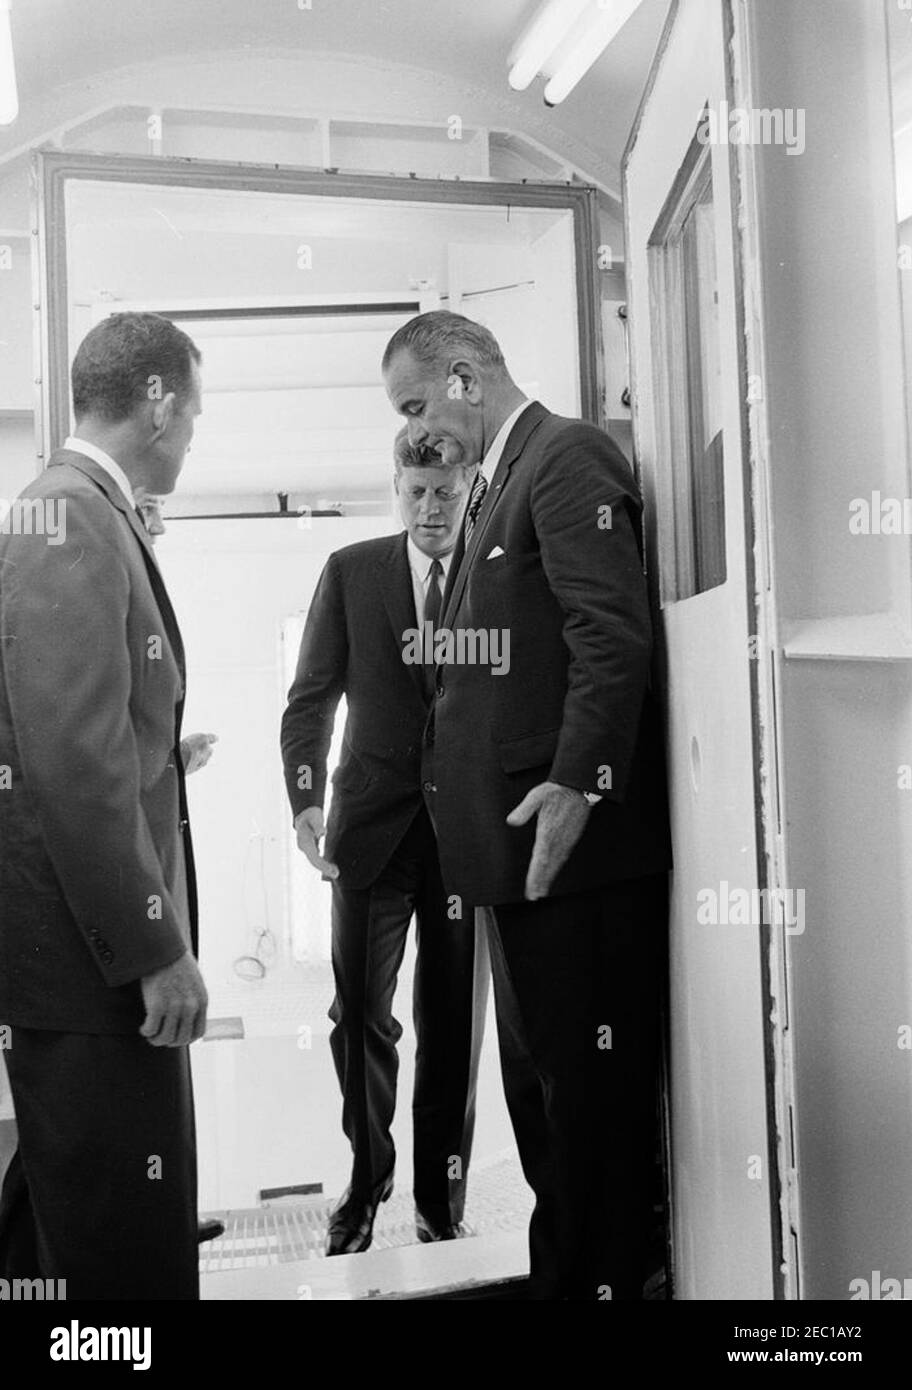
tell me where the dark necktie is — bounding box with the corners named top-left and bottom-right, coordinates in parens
top-left (464, 472), bottom-right (489, 545)
top-left (421, 558), bottom-right (443, 700)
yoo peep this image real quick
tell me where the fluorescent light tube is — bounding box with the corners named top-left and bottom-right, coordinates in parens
top-left (508, 0), bottom-right (591, 92)
top-left (543, 0), bottom-right (645, 105)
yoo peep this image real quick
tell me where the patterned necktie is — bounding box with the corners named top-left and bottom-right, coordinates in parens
top-left (421, 558), bottom-right (443, 700)
top-left (464, 472), bottom-right (489, 545)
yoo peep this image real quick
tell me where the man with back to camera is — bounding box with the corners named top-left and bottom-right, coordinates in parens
top-left (382, 310), bottom-right (672, 1301)
top-left (0, 312), bottom-right (208, 1299)
top-left (281, 428), bottom-right (488, 1254)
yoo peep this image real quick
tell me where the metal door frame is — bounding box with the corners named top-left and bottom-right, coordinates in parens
top-left (31, 149), bottom-right (603, 461)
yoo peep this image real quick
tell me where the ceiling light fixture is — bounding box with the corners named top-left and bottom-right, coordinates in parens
top-left (544, 0), bottom-right (644, 105)
top-left (508, 0), bottom-right (591, 92)
top-left (509, 0), bottom-right (646, 106)
top-left (0, 0), bottom-right (18, 126)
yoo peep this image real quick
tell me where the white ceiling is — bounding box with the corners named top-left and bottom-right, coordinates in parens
top-left (2, 0), bottom-right (672, 193)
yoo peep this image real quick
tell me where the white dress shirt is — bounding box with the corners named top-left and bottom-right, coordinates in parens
top-left (406, 537), bottom-right (453, 626)
top-left (479, 399), bottom-right (534, 486)
top-left (63, 435), bottom-right (136, 510)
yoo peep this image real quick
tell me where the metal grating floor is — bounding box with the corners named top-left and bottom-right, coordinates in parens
top-left (199, 1150), bottom-right (667, 1298)
top-left (199, 1151), bottom-right (533, 1273)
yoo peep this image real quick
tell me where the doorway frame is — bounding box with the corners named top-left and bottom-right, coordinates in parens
top-left (32, 149), bottom-right (603, 461)
top-left (622, 0), bottom-right (791, 1300)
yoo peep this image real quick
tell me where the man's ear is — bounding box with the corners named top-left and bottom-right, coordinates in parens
top-left (447, 359), bottom-right (482, 404)
top-left (149, 391), bottom-right (177, 437)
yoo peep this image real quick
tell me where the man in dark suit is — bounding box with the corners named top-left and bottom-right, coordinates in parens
top-left (0, 311), bottom-right (208, 1299)
top-left (281, 431), bottom-right (487, 1254)
top-left (383, 310), bottom-right (672, 1301)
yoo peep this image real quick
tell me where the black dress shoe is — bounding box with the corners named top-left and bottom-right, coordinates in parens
top-left (415, 1212), bottom-right (469, 1243)
top-left (325, 1173), bottom-right (394, 1256)
top-left (197, 1219), bottom-right (225, 1244)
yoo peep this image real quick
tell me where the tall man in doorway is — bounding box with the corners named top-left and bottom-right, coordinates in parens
top-left (0, 312), bottom-right (208, 1298)
top-left (383, 311), bottom-right (672, 1300)
top-left (281, 430), bottom-right (487, 1254)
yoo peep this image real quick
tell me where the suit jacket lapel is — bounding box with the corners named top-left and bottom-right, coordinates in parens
top-left (441, 401), bottom-right (549, 626)
top-left (440, 524), bottom-right (465, 616)
top-left (382, 532), bottom-right (428, 704)
top-left (48, 450), bottom-right (186, 684)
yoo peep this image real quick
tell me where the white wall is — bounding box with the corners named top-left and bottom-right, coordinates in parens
top-left (746, 0), bottom-right (912, 1300)
top-left (163, 512), bottom-right (384, 1208)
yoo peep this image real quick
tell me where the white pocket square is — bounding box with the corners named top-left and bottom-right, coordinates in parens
top-left (486, 545), bottom-right (505, 559)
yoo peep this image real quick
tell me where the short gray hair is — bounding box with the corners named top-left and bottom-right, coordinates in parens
top-left (382, 310), bottom-right (506, 377)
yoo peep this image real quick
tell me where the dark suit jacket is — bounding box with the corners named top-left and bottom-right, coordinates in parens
top-left (430, 401), bottom-right (671, 907)
top-left (281, 532), bottom-right (434, 890)
top-left (0, 449), bottom-right (198, 1033)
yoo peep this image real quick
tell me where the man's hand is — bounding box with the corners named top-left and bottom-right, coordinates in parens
top-left (295, 807), bottom-right (339, 880)
top-left (181, 732), bottom-right (218, 775)
top-left (139, 951), bottom-right (209, 1047)
top-left (506, 781), bottom-right (593, 901)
